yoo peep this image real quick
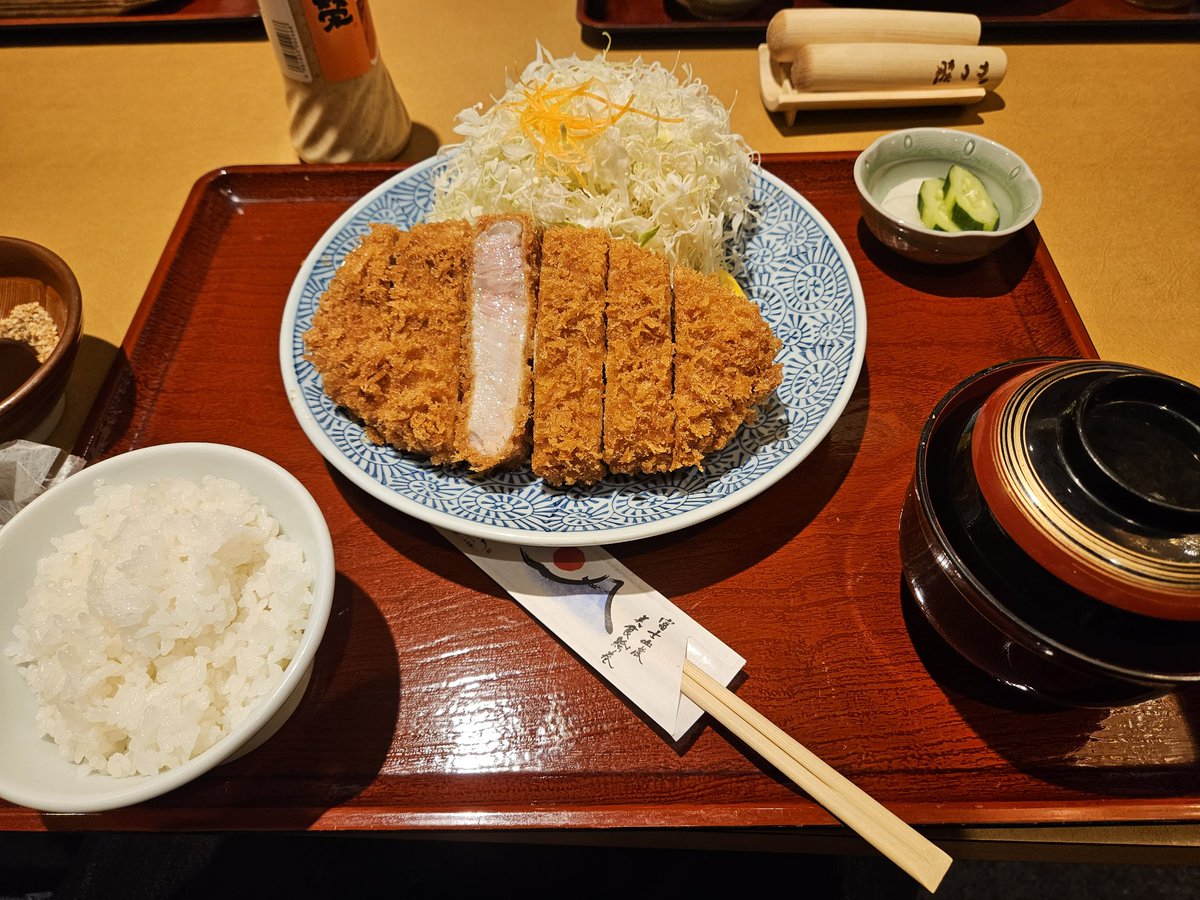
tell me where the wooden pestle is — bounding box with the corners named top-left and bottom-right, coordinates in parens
top-left (766, 8), bottom-right (982, 63)
top-left (790, 43), bottom-right (1007, 93)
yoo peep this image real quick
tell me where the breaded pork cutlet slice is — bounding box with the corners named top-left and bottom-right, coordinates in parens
top-left (532, 227), bottom-right (609, 486)
top-left (304, 222), bottom-right (407, 440)
top-left (455, 214), bottom-right (541, 472)
top-left (671, 266), bottom-right (783, 470)
top-left (305, 220), bottom-right (471, 463)
top-left (602, 238), bottom-right (674, 475)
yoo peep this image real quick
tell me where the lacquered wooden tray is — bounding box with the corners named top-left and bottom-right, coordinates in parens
top-left (578, 0), bottom-right (1200, 41)
top-left (0, 0), bottom-right (258, 31)
top-left (7, 154), bottom-right (1200, 832)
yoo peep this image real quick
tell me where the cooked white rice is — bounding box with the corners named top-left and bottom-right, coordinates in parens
top-left (5, 475), bottom-right (313, 778)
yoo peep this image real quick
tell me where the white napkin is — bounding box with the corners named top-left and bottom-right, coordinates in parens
top-left (441, 528), bottom-right (745, 741)
top-left (0, 440), bottom-right (86, 528)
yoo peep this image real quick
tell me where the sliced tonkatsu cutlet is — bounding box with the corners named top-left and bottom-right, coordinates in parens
top-left (303, 220), bottom-right (471, 463)
top-left (532, 227), bottom-right (609, 486)
top-left (307, 218), bottom-right (786, 485)
top-left (603, 238), bottom-right (674, 474)
top-left (455, 214), bottom-right (541, 472)
top-left (671, 266), bottom-right (783, 470)
top-left (303, 222), bottom-right (408, 440)
top-left (377, 220), bottom-right (472, 461)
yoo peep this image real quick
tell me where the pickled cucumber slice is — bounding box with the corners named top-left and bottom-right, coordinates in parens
top-left (943, 164), bottom-right (1000, 232)
top-left (917, 178), bottom-right (960, 233)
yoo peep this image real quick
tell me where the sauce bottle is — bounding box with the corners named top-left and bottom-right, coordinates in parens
top-left (257, 0), bottom-right (412, 163)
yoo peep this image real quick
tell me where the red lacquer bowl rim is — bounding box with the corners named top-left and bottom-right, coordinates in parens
top-left (971, 360), bottom-right (1200, 621)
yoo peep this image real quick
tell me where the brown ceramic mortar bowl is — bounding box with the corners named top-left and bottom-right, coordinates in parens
top-left (0, 237), bottom-right (83, 443)
top-left (900, 358), bottom-right (1200, 708)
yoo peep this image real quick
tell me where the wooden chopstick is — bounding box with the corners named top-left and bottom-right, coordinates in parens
top-left (681, 660), bottom-right (952, 893)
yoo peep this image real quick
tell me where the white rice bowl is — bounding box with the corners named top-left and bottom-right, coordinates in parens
top-left (0, 443), bottom-right (334, 813)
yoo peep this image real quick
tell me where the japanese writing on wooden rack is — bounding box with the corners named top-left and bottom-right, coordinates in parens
top-left (933, 59), bottom-right (991, 86)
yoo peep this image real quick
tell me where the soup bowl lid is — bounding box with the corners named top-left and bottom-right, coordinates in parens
top-left (970, 359), bottom-right (1200, 621)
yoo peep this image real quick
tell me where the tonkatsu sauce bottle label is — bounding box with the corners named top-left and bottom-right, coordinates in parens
top-left (299, 0), bottom-right (379, 83)
top-left (259, 0), bottom-right (379, 84)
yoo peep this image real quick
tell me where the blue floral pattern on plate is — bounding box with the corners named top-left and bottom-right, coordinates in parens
top-left (280, 156), bottom-right (866, 546)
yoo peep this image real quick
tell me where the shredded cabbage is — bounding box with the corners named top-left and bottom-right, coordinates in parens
top-left (429, 46), bottom-right (758, 274)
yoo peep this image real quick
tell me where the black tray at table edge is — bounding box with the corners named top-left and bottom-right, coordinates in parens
top-left (0, 4), bottom-right (262, 40)
top-left (577, 0), bottom-right (1200, 45)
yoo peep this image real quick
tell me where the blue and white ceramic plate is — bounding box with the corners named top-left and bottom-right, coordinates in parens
top-left (280, 155), bottom-right (865, 546)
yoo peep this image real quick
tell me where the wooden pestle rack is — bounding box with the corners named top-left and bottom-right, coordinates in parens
top-left (759, 8), bottom-right (1007, 126)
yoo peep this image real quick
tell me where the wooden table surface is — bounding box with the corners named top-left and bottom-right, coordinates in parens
top-left (1, 0), bottom-right (1199, 856)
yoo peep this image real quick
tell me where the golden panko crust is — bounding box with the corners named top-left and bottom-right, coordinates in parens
top-left (671, 266), bottom-right (783, 470)
top-left (304, 220), bottom-right (471, 463)
top-left (602, 239), bottom-right (674, 475)
top-left (532, 227), bottom-right (609, 487)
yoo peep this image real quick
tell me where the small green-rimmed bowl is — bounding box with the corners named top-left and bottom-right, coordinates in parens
top-left (854, 128), bottom-right (1043, 265)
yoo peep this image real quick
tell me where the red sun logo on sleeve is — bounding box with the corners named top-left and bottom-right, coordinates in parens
top-left (551, 547), bottom-right (586, 572)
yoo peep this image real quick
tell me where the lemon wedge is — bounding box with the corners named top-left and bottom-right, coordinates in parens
top-left (717, 270), bottom-right (746, 298)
